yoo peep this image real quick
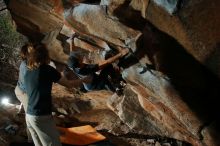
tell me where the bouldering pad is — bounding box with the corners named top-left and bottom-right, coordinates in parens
top-left (57, 125), bottom-right (106, 145)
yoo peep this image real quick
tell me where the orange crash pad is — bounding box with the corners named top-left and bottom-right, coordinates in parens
top-left (57, 125), bottom-right (106, 145)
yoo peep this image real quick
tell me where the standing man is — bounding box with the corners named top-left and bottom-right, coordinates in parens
top-left (24, 43), bottom-right (91, 146)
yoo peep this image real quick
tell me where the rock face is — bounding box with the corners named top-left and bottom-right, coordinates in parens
top-left (119, 65), bottom-right (202, 145)
top-left (101, 0), bottom-right (220, 78)
top-left (64, 3), bottom-right (141, 50)
top-left (8, 0), bottom-right (63, 41)
top-left (146, 0), bottom-right (220, 78)
top-left (4, 0), bottom-right (220, 146)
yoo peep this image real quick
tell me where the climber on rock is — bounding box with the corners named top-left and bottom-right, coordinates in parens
top-left (66, 37), bottom-right (129, 94)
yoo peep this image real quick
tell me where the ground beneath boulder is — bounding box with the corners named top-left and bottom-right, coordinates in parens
top-left (1, 84), bottom-right (190, 146)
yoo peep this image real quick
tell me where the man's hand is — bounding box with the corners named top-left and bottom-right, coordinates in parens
top-left (120, 48), bottom-right (129, 56)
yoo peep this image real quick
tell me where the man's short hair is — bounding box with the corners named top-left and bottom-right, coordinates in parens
top-left (67, 52), bottom-right (80, 69)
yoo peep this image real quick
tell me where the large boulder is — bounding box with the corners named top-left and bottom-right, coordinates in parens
top-left (116, 64), bottom-right (203, 145)
top-left (64, 3), bottom-right (141, 50)
top-left (8, 0), bottom-right (63, 40)
top-left (103, 0), bottom-right (220, 78)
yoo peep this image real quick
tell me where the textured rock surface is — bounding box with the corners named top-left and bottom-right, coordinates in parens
top-left (120, 64), bottom-right (202, 145)
top-left (146, 0), bottom-right (220, 78)
top-left (64, 3), bottom-right (141, 50)
top-left (151, 0), bottom-right (180, 14)
top-left (41, 29), bottom-right (69, 64)
top-left (104, 0), bottom-right (220, 78)
top-left (52, 85), bottom-right (189, 146)
top-left (8, 0), bottom-right (63, 40)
